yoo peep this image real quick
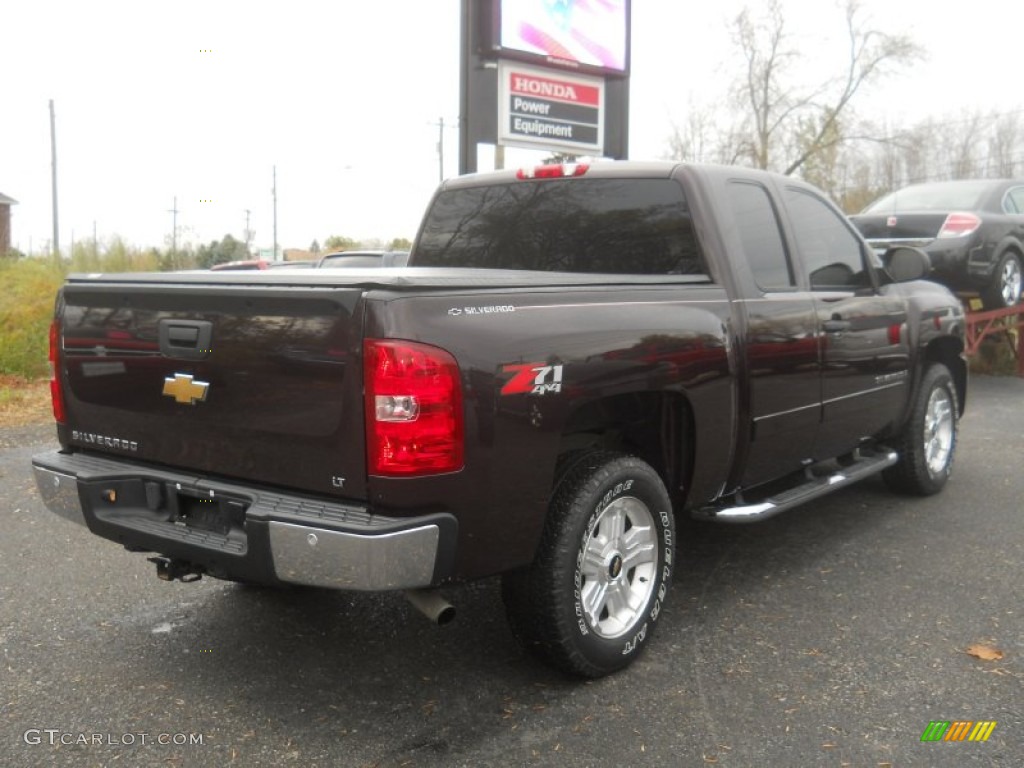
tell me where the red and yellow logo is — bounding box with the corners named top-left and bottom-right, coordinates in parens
top-left (500, 363), bottom-right (564, 396)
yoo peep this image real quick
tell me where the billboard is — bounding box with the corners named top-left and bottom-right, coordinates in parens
top-left (484, 0), bottom-right (630, 76)
top-left (461, 0), bottom-right (630, 172)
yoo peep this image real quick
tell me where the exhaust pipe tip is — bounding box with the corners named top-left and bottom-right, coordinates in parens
top-left (403, 588), bottom-right (456, 625)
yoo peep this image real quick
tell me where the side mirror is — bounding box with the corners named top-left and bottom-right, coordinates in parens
top-left (883, 246), bottom-right (931, 283)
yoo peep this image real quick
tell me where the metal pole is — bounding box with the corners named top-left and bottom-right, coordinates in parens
top-left (168, 197), bottom-right (178, 257)
top-left (438, 117), bottom-right (445, 182)
top-left (244, 208), bottom-right (252, 254)
top-left (1017, 309), bottom-right (1024, 378)
top-left (272, 166), bottom-right (278, 261)
top-left (49, 99), bottom-right (60, 259)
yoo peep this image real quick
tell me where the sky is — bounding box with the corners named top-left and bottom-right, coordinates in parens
top-left (2, 0), bottom-right (1019, 256)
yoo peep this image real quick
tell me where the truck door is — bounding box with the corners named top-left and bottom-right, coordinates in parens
top-left (781, 187), bottom-right (911, 460)
top-left (726, 181), bottom-right (822, 488)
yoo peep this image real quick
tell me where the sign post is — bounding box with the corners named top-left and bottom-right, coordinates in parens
top-left (459, 0), bottom-right (630, 174)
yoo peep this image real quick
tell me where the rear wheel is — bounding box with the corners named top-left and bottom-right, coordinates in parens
top-left (982, 251), bottom-right (1022, 309)
top-left (502, 451), bottom-right (675, 678)
top-left (883, 363), bottom-right (958, 495)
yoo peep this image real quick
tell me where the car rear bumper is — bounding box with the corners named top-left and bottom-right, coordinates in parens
top-left (31, 450), bottom-right (456, 591)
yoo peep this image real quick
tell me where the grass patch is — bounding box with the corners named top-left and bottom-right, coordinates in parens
top-left (0, 374), bottom-right (52, 427)
top-left (0, 259), bottom-right (66, 379)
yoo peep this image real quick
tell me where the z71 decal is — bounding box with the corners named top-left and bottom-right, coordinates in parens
top-left (501, 363), bottom-right (564, 396)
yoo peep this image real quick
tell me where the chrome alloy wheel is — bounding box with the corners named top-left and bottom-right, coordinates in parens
top-left (1000, 257), bottom-right (1022, 306)
top-left (924, 386), bottom-right (954, 478)
top-left (578, 496), bottom-right (658, 639)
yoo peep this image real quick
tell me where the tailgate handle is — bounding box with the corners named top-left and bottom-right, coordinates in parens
top-left (159, 320), bottom-right (212, 360)
top-left (168, 326), bottom-right (199, 345)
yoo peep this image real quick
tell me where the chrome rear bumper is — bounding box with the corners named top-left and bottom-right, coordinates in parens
top-left (31, 451), bottom-right (453, 591)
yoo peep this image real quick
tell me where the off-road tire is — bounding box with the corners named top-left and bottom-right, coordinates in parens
top-left (502, 451), bottom-right (675, 678)
top-left (883, 363), bottom-right (959, 495)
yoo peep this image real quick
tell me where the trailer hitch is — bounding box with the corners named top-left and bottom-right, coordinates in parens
top-left (148, 557), bottom-right (203, 583)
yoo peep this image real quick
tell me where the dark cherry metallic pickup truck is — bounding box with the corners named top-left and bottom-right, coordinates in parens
top-left (33, 161), bottom-right (967, 677)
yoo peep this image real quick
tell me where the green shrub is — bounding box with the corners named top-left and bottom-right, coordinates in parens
top-left (969, 332), bottom-right (1020, 376)
top-left (0, 259), bottom-right (66, 378)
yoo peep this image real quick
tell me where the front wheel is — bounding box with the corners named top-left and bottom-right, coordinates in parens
top-left (502, 452), bottom-right (675, 678)
top-left (883, 363), bottom-right (959, 495)
top-left (982, 252), bottom-right (1022, 309)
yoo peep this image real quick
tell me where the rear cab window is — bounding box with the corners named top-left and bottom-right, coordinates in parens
top-left (414, 178), bottom-right (708, 277)
top-left (726, 180), bottom-right (794, 291)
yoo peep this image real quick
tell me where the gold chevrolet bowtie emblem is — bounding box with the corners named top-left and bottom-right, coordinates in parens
top-left (162, 373), bottom-right (210, 405)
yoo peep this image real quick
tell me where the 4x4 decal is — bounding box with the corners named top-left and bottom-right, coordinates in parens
top-left (501, 363), bottom-right (564, 395)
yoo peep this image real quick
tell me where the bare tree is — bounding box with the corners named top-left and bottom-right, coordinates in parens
top-left (940, 111), bottom-right (985, 179)
top-left (666, 105), bottom-right (716, 163)
top-left (988, 111), bottom-right (1021, 177)
top-left (795, 111), bottom-right (845, 198)
top-left (731, 0), bottom-right (796, 170)
top-left (725, 0), bottom-right (921, 176)
top-left (834, 108), bottom-right (1024, 211)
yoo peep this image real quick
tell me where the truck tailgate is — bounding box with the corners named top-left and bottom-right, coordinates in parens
top-left (57, 280), bottom-right (367, 499)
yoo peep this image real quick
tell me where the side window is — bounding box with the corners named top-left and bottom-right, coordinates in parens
top-left (727, 181), bottom-right (794, 290)
top-left (1005, 187), bottom-right (1024, 214)
top-left (784, 188), bottom-right (869, 290)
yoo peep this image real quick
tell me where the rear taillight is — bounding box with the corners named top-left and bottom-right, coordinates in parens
top-left (937, 212), bottom-right (981, 238)
top-left (49, 320), bottom-right (66, 424)
top-left (516, 163), bottom-right (589, 180)
top-left (364, 339), bottom-right (463, 476)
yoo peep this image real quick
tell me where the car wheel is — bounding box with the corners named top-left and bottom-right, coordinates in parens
top-left (883, 363), bottom-right (958, 496)
top-left (502, 451), bottom-right (675, 678)
top-left (982, 251), bottom-right (1022, 309)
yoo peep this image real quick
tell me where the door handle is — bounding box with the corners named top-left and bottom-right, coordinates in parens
top-left (823, 318), bottom-right (851, 333)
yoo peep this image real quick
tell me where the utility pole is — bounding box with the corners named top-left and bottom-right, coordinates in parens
top-left (436, 117), bottom-right (445, 182)
top-left (92, 220), bottom-right (98, 261)
top-left (49, 99), bottom-right (60, 259)
top-left (168, 197), bottom-right (178, 256)
top-left (243, 208), bottom-right (252, 255)
top-left (272, 166), bottom-right (278, 261)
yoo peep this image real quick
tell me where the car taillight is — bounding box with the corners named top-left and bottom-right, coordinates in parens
top-left (937, 212), bottom-right (981, 238)
top-left (364, 339), bottom-right (463, 476)
top-left (516, 163), bottom-right (589, 180)
top-left (49, 320), bottom-right (66, 424)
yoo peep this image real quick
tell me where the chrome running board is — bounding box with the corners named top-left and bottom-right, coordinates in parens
top-left (694, 450), bottom-right (898, 524)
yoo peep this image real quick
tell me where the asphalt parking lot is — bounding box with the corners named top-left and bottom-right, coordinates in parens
top-left (2, 375), bottom-right (1022, 768)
